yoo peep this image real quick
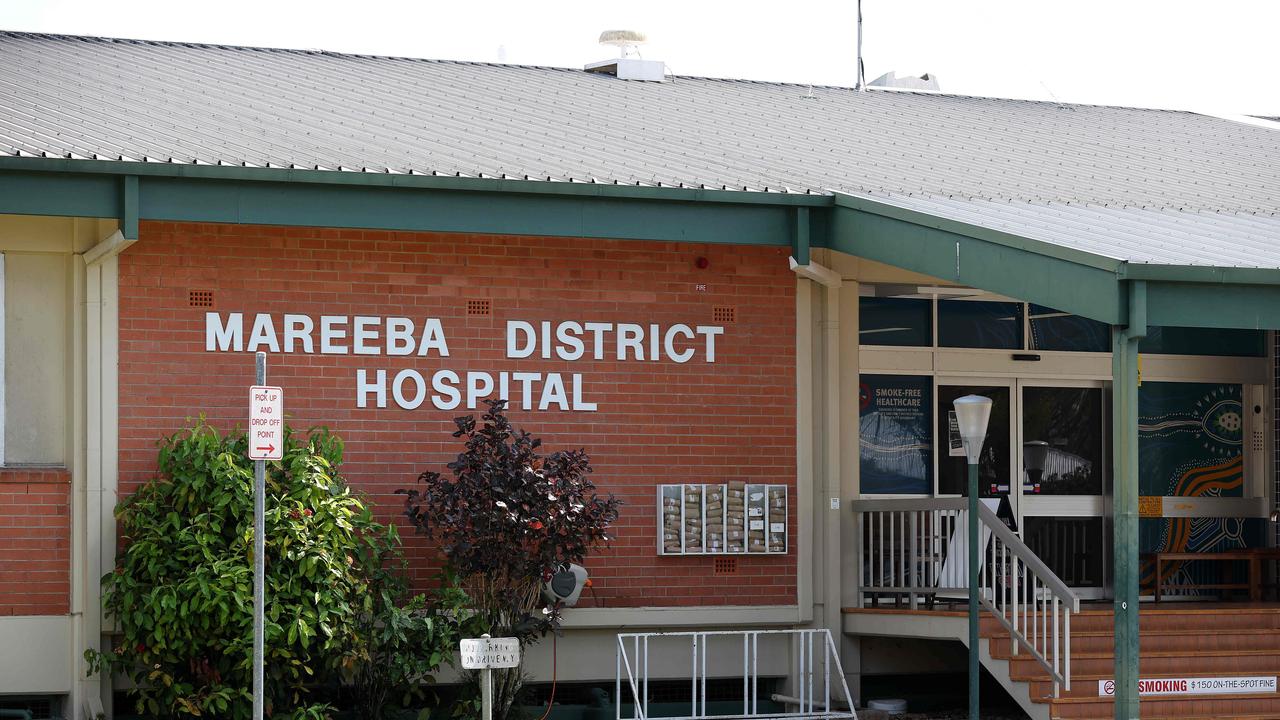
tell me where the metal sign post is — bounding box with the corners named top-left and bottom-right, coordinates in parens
top-left (460, 634), bottom-right (521, 720)
top-left (248, 353), bottom-right (284, 720)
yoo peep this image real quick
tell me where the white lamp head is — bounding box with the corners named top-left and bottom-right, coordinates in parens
top-left (953, 395), bottom-right (993, 464)
top-left (1023, 440), bottom-right (1050, 474)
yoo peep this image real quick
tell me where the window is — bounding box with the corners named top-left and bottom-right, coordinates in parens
top-left (1140, 326), bottom-right (1265, 357)
top-left (936, 384), bottom-right (1011, 497)
top-left (937, 300), bottom-right (1023, 349)
top-left (1022, 386), bottom-right (1104, 496)
top-left (1028, 304), bottom-right (1110, 352)
top-left (858, 297), bottom-right (931, 347)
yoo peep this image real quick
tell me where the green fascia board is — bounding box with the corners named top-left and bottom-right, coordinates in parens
top-left (830, 204), bottom-right (1126, 324)
top-left (831, 192), bottom-right (1125, 274)
top-left (7, 158), bottom-right (1280, 334)
top-left (1145, 281), bottom-right (1280, 329)
top-left (1121, 263), bottom-right (1280, 286)
top-left (146, 176), bottom-right (794, 245)
top-left (0, 157), bottom-right (829, 207)
top-left (0, 168), bottom-right (801, 246)
top-left (0, 169), bottom-right (119, 218)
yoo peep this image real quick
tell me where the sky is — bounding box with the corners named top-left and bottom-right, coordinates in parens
top-left (2, 0), bottom-right (1278, 116)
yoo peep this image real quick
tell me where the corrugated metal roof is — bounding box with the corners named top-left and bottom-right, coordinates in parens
top-left (2, 31), bottom-right (1280, 268)
top-left (849, 192), bottom-right (1280, 268)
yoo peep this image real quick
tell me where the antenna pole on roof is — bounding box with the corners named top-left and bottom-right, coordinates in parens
top-left (855, 0), bottom-right (866, 91)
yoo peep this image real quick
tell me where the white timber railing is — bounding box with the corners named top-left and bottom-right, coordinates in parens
top-left (852, 498), bottom-right (1081, 695)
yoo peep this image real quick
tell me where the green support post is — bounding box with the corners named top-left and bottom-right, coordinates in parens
top-left (793, 206), bottom-right (811, 266)
top-left (120, 174), bottom-right (139, 240)
top-left (1112, 280), bottom-right (1146, 720)
top-left (968, 461), bottom-right (980, 720)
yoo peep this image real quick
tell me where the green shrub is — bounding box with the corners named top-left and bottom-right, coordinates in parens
top-left (400, 400), bottom-right (620, 719)
top-left (90, 420), bottom-right (461, 719)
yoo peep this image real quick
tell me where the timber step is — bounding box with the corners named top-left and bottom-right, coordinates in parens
top-left (1028, 666), bottom-right (1280, 699)
top-left (1047, 692), bottom-right (1280, 720)
top-left (844, 604), bottom-right (1280, 718)
top-left (1013, 652), bottom-right (1280, 682)
top-left (991, 634), bottom-right (1280, 659)
top-left (991, 627), bottom-right (1280, 656)
top-left (994, 608), bottom-right (1280, 717)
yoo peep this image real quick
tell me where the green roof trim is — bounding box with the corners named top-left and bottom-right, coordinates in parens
top-left (3, 159), bottom-right (1280, 330)
top-left (831, 192), bottom-right (1125, 273)
top-left (0, 157), bottom-right (829, 207)
top-left (1119, 262), bottom-right (1280, 286)
top-left (829, 202), bottom-right (1125, 324)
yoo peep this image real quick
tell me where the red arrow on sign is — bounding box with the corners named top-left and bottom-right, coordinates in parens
top-left (256, 445), bottom-right (275, 454)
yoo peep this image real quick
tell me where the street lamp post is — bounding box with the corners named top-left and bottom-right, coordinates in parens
top-left (954, 395), bottom-right (993, 720)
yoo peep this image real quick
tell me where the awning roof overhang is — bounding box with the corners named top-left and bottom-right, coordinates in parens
top-left (2, 157), bottom-right (1277, 332)
top-left (830, 193), bottom-right (1280, 330)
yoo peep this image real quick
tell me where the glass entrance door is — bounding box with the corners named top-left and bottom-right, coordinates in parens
top-left (1018, 381), bottom-right (1110, 598)
top-left (936, 379), bottom-right (1017, 519)
top-left (936, 379), bottom-right (1110, 597)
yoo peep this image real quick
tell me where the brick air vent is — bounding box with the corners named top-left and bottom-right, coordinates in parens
top-left (466, 299), bottom-right (492, 317)
top-left (712, 305), bottom-right (736, 324)
top-left (713, 557), bottom-right (738, 575)
top-left (188, 290), bottom-right (214, 308)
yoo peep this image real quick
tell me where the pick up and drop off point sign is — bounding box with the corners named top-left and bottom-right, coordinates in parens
top-left (249, 385), bottom-right (284, 461)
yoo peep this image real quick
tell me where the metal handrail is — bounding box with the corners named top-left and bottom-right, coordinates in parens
top-left (852, 498), bottom-right (1080, 695)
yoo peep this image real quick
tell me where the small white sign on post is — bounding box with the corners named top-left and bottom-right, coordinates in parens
top-left (460, 636), bottom-right (521, 669)
top-left (248, 385), bottom-right (284, 461)
top-left (462, 635), bottom-right (520, 720)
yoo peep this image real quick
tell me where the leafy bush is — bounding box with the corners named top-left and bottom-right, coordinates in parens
top-left (351, 566), bottom-right (482, 719)
top-left (90, 421), bottom-right (460, 719)
top-left (399, 400), bottom-right (621, 719)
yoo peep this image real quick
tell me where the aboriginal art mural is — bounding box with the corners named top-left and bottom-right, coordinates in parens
top-left (859, 374), bottom-right (932, 494)
top-left (1137, 382), bottom-right (1262, 593)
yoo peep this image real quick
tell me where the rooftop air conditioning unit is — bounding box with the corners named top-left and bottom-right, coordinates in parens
top-left (868, 71), bottom-right (941, 91)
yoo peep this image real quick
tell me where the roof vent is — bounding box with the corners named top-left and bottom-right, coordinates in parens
top-left (585, 30), bottom-right (666, 82)
top-left (868, 71), bottom-right (941, 91)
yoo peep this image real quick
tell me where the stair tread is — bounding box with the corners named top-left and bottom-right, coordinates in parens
top-left (1057, 715), bottom-right (1280, 720)
top-left (1075, 606), bottom-right (1280, 616)
top-left (1065, 627), bottom-right (1280, 637)
top-left (1032, 667), bottom-right (1280, 681)
top-left (998, 645), bottom-right (1280, 655)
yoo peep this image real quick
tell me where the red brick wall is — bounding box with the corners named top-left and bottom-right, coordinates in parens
top-left (0, 468), bottom-right (71, 615)
top-left (119, 221), bottom-right (797, 607)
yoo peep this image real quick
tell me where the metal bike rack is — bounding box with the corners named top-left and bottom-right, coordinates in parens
top-left (615, 628), bottom-right (857, 719)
